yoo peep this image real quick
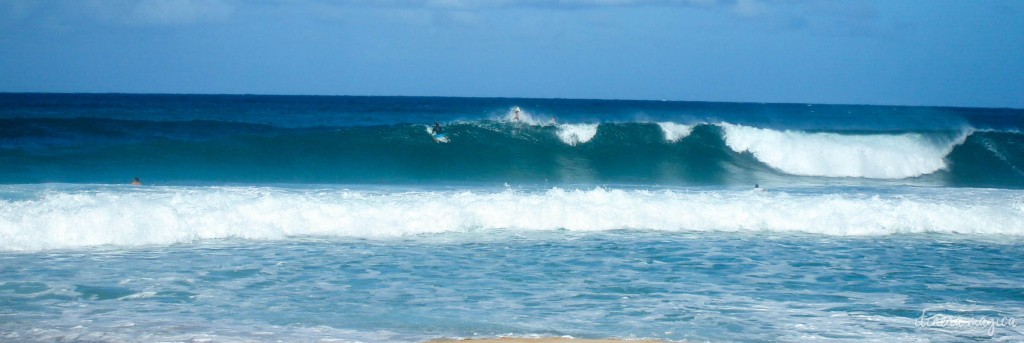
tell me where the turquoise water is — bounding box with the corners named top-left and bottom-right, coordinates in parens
top-left (3, 231), bottom-right (1023, 342)
top-left (1, 94), bottom-right (1023, 342)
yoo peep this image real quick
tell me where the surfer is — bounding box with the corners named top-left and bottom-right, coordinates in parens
top-left (514, 107), bottom-right (521, 122)
top-left (430, 122), bottom-right (450, 143)
top-left (131, 177), bottom-right (142, 186)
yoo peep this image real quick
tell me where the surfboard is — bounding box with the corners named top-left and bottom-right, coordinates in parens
top-left (432, 133), bottom-right (450, 143)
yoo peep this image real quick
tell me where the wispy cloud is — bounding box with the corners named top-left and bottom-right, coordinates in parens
top-left (731, 0), bottom-right (767, 17)
top-left (0, 0), bottom-right (236, 28)
top-left (3, 0), bottom-right (893, 37)
top-left (311, 0), bottom-right (728, 11)
top-left (125, 0), bottom-right (234, 25)
top-left (82, 0), bottom-right (236, 26)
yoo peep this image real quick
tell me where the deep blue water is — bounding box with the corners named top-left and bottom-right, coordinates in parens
top-left (1, 93), bottom-right (1022, 342)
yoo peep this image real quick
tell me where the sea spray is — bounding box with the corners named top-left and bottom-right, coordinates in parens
top-left (556, 123), bottom-right (599, 146)
top-left (658, 122), bottom-right (695, 142)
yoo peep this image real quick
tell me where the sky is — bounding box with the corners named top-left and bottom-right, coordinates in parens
top-left (1, 0), bottom-right (1022, 108)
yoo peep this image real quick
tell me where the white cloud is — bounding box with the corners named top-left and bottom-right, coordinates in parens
top-left (331, 0), bottom-right (722, 10)
top-left (72, 0), bottom-right (235, 27)
top-left (127, 0), bottom-right (235, 25)
top-left (731, 0), bottom-right (766, 17)
top-left (465, 0), bottom-right (720, 9)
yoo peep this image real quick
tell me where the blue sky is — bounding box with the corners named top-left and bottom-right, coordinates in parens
top-left (1, 0), bottom-right (1022, 108)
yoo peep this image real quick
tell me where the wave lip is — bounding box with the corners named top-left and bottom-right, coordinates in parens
top-left (2, 186), bottom-right (1022, 252)
top-left (657, 122), bottom-right (695, 142)
top-left (556, 123), bottom-right (599, 146)
top-left (720, 123), bottom-right (971, 179)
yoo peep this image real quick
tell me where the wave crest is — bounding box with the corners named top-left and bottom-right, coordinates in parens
top-left (720, 124), bottom-right (971, 179)
top-left (657, 122), bottom-right (695, 142)
top-left (556, 123), bottom-right (598, 146)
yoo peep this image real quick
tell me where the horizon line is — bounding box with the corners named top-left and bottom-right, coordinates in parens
top-left (1, 91), bottom-right (1021, 111)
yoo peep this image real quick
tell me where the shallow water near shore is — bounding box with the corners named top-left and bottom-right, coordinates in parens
top-left (3, 230), bottom-right (1023, 342)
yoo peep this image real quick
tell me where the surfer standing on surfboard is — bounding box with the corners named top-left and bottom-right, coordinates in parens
top-left (432, 122), bottom-right (443, 135)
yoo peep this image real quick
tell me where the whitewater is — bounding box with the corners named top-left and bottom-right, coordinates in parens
top-left (2, 185), bottom-right (1023, 252)
top-left (1, 94), bottom-right (1023, 342)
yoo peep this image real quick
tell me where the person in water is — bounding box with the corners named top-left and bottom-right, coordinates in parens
top-left (131, 177), bottom-right (142, 186)
top-left (432, 122), bottom-right (443, 135)
top-left (514, 107), bottom-right (521, 122)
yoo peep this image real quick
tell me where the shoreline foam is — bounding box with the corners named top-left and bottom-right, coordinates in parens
top-left (427, 338), bottom-right (667, 343)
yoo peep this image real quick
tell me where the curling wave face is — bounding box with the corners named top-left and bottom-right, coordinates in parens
top-left (2, 185), bottom-right (1023, 251)
top-left (719, 123), bottom-right (971, 179)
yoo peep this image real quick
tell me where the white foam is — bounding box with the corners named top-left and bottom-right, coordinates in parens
top-left (1, 186), bottom-right (1021, 251)
top-left (657, 122), bottom-right (695, 142)
top-left (556, 123), bottom-right (599, 146)
top-left (720, 123), bottom-right (971, 179)
top-left (120, 291), bottom-right (158, 300)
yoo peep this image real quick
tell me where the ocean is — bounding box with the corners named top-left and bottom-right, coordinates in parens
top-left (1, 93), bottom-right (1022, 342)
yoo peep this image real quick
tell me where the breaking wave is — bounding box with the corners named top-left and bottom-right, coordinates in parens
top-left (720, 123), bottom-right (971, 179)
top-left (0, 117), bottom-right (1021, 188)
top-left (1, 186), bottom-right (1022, 251)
